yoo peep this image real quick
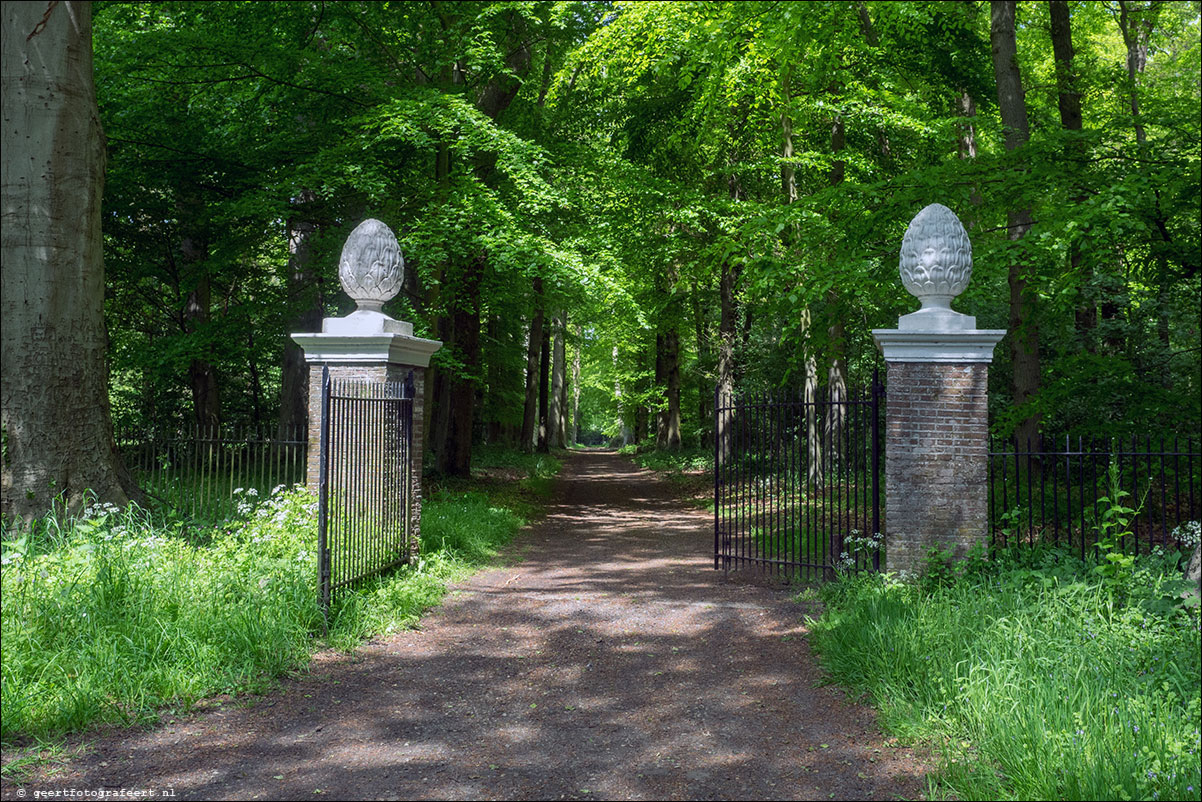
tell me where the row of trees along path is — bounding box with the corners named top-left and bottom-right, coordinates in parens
top-left (5, 2), bottom-right (1199, 520)
top-left (3, 451), bottom-right (930, 801)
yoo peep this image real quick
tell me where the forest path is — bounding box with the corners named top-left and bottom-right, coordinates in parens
top-left (5, 450), bottom-right (929, 801)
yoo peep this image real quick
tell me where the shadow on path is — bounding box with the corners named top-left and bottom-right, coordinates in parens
top-left (1, 451), bottom-right (929, 801)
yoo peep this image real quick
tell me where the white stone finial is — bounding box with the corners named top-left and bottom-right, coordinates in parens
top-left (338, 219), bottom-right (403, 313)
top-left (899, 203), bottom-right (972, 311)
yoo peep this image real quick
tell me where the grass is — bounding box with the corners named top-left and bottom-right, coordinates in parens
top-left (808, 545), bottom-right (1202, 801)
top-left (0, 449), bottom-right (557, 750)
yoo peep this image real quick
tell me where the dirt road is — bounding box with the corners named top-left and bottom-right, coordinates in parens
top-left (1, 450), bottom-right (928, 801)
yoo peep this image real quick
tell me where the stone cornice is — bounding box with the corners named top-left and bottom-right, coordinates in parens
top-left (871, 328), bottom-right (1006, 363)
top-left (291, 331), bottom-right (443, 367)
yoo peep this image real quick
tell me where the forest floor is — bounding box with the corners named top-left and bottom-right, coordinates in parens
top-left (1, 450), bottom-right (931, 801)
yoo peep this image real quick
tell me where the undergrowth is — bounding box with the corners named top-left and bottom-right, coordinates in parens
top-left (808, 545), bottom-right (1202, 801)
top-left (0, 452), bottom-right (556, 747)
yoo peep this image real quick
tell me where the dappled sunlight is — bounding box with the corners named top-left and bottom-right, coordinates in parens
top-left (31, 450), bottom-right (928, 801)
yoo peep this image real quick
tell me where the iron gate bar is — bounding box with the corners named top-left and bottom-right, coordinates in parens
top-left (317, 368), bottom-right (416, 615)
top-left (988, 435), bottom-right (1200, 557)
top-left (714, 371), bottom-right (883, 581)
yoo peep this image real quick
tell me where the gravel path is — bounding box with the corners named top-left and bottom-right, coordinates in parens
top-left (2, 450), bottom-right (929, 801)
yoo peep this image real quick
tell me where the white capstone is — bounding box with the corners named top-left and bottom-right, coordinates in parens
top-left (871, 328), bottom-right (1005, 363)
top-left (291, 331), bottom-right (442, 367)
top-left (899, 203), bottom-right (972, 311)
top-left (338, 219), bottom-right (404, 313)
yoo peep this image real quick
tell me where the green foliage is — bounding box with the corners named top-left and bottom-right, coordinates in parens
top-left (81, 0), bottom-right (1199, 459)
top-left (632, 447), bottom-right (714, 475)
top-left (810, 548), bottom-right (1202, 801)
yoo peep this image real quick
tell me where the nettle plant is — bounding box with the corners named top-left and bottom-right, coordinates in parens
top-left (1093, 461), bottom-right (1149, 583)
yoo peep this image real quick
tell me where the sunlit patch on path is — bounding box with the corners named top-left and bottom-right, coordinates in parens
top-left (2, 451), bottom-right (930, 801)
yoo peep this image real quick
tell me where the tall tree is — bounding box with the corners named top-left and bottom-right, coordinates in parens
top-left (520, 278), bottom-right (545, 452)
top-left (2, 0), bottom-right (137, 517)
top-left (990, 0), bottom-right (1042, 449)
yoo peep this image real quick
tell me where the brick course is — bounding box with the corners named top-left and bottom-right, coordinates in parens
top-left (884, 361), bottom-right (990, 576)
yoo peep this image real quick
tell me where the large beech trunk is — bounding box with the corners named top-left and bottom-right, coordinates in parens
top-left (1, 0), bottom-right (137, 517)
top-left (991, 0), bottom-right (1042, 450)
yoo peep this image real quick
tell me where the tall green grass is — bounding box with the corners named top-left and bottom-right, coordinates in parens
top-left (809, 547), bottom-right (1202, 801)
top-left (1, 457), bottom-right (550, 743)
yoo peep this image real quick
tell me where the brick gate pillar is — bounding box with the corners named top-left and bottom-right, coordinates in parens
top-left (872, 204), bottom-right (1005, 577)
top-left (290, 219), bottom-right (441, 551)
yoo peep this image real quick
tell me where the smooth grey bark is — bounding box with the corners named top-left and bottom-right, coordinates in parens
top-left (520, 278), bottom-right (544, 452)
top-left (663, 328), bottom-right (682, 451)
top-left (556, 312), bottom-right (569, 448)
top-left (991, 0), bottom-right (1042, 450)
top-left (548, 310), bottom-right (565, 448)
top-left (957, 90), bottom-right (979, 161)
top-left (570, 324), bottom-right (582, 445)
top-left (1, 0), bottom-right (137, 517)
top-left (612, 345), bottom-right (630, 446)
top-left (537, 310), bottom-right (550, 453)
top-left (716, 258), bottom-right (737, 464)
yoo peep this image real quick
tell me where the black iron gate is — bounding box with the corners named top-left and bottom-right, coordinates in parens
top-left (317, 366), bottom-right (415, 613)
top-left (714, 374), bottom-right (884, 580)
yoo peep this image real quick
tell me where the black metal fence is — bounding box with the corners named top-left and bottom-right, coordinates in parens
top-left (714, 375), bottom-right (884, 581)
top-left (988, 436), bottom-right (1201, 557)
top-left (317, 368), bottom-right (415, 613)
top-left (116, 424), bottom-right (307, 521)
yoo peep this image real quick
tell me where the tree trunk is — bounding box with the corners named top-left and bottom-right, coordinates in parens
top-left (824, 112), bottom-right (848, 443)
top-left (781, 67), bottom-right (822, 482)
top-left (520, 278), bottom-right (544, 452)
top-left (1, 0), bottom-right (137, 517)
top-left (991, 0), bottom-right (1041, 449)
top-left (548, 310), bottom-right (565, 448)
top-left (957, 89), bottom-right (978, 160)
top-left (1049, 1), bottom-right (1083, 132)
top-left (178, 200), bottom-right (221, 430)
top-left (537, 311), bottom-right (551, 453)
top-left (716, 259), bottom-right (737, 464)
top-left (1117, 0), bottom-right (1162, 146)
top-left (655, 332), bottom-right (667, 448)
top-left (692, 280), bottom-right (711, 448)
top-left (1049, 0), bottom-right (1096, 348)
top-left (664, 328), bottom-right (682, 451)
top-left (613, 345), bottom-right (630, 446)
top-left (436, 256), bottom-right (483, 477)
top-left (557, 313), bottom-right (570, 448)
top-left (571, 325), bottom-right (582, 445)
top-left (278, 205), bottom-right (324, 438)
